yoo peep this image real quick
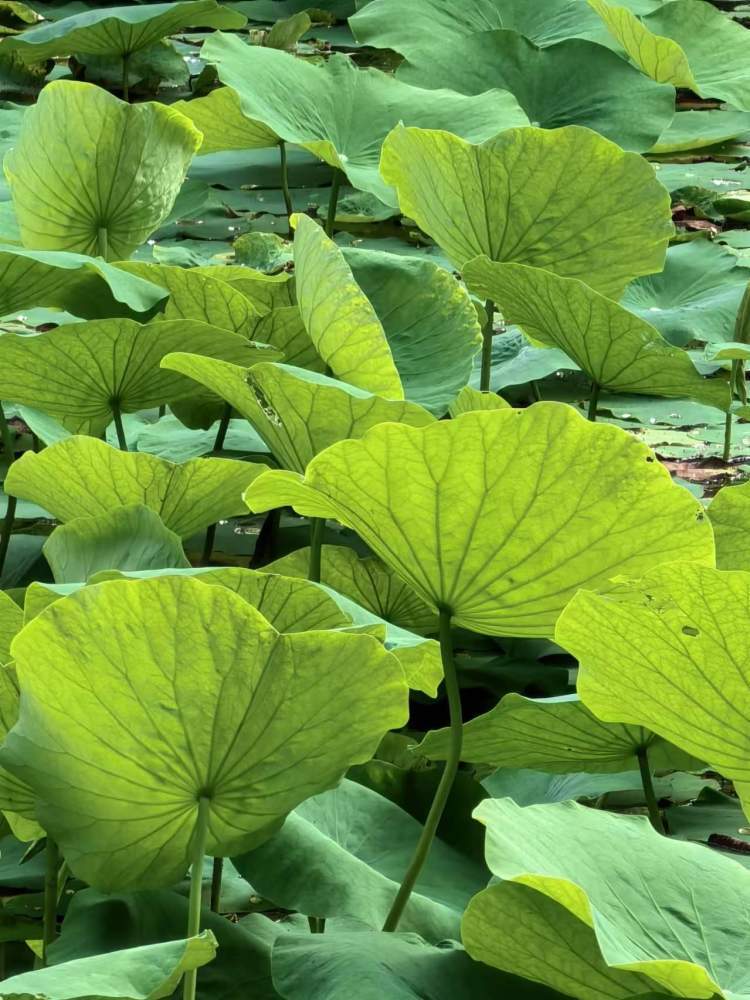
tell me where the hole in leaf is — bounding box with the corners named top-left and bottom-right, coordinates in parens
top-left (682, 625), bottom-right (700, 637)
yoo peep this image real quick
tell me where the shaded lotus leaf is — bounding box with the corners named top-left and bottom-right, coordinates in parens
top-left (396, 29), bottom-right (675, 152)
top-left (200, 34), bottom-right (529, 204)
top-left (1, 576), bottom-right (409, 889)
top-left (620, 241), bottom-right (749, 347)
top-left (160, 357), bottom-right (433, 473)
top-left (380, 124), bottom-right (673, 297)
top-left (43, 505), bottom-right (190, 584)
top-left (463, 796), bottom-right (750, 999)
top-left (0, 933), bottom-right (217, 999)
top-left (350, 0), bottom-right (613, 55)
top-left (272, 930), bottom-right (568, 1000)
top-left (463, 259), bottom-right (729, 410)
top-left (557, 563), bottom-right (750, 815)
top-left (705, 343), bottom-right (750, 363)
top-left (5, 436), bottom-right (268, 539)
top-left (0, 589), bottom-right (21, 664)
top-left (294, 215), bottom-right (403, 398)
top-left (709, 478), bottom-right (750, 571)
top-left (344, 247), bottom-right (482, 415)
top-left (448, 387), bottom-right (510, 417)
top-left (0, 245), bottom-right (167, 319)
top-left (266, 544), bottom-right (438, 632)
top-left (651, 109), bottom-right (750, 153)
top-left (172, 87), bottom-right (278, 154)
top-left (5, 81), bottom-right (202, 259)
top-left (251, 307), bottom-right (322, 371)
top-left (2, 0), bottom-right (245, 61)
top-left (233, 778), bottom-right (487, 941)
top-left (195, 264), bottom-right (294, 315)
top-left (591, 0), bottom-right (750, 110)
top-left (0, 663), bottom-right (39, 841)
top-left (0, 317), bottom-right (268, 435)
top-left (243, 404), bottom-right (714, 637)
top-left (420, 692), bottom-right (702, 772)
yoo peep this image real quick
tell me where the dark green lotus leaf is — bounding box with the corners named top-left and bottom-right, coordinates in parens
top-left (651, 109), bottom-right (750, 153)
top-left (397, 29), bottom-right (675, 152)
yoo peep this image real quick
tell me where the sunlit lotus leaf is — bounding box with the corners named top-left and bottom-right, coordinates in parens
top-left (172, 87), bottom-right (278, 154)
top-left (708, 478), bottom-right (750, 571)
top-left (448, 387), bottom-right (510, 417)
top-left (0, 590), bottom-right (21, 665)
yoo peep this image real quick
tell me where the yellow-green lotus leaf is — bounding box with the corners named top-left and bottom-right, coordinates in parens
top-left (172, 87), bottom-right (278, 153)
top-left (709, 479), bottom-right (750, 571)
top-left (0, 590), bottom-right (21, 665)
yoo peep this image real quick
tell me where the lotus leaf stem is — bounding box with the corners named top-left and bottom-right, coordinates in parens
top-left (636, 746), bottom-right (665, 834)
top-left (308, 916), bottom-right (325, 933)
top-left (279, 141), bottom-right (294, 235)
top-left (122, 53), bottom-right (130, 102)
top-left (587, 382), bottom-right (600, 422)
top-left (212, 403), bottom-right (232, 454)
top-left (42, 838), bottom-right (60, 964)
top-left (382, 606), bottom-right (463, 932)
top-left (210, 857), bottom-right (223, 913)
top-left (479, 300), bottom-right (494, 392)
top-left (97, 227), bottom-right (108, 261)
top-left (183, 797), bottom-right (211, 1000)
top-left (0, 404), bottom-right (16, 579)
top-left (723, 409), bottom-right (733, 464)
top-left (111, 402), bottom-right (128, 451)
top-left (308, 517), bottom-right (324, 582)
top-left (325, 169), bottom-right (343, 238)
top-left (251, 507), bottom-right (282, 567)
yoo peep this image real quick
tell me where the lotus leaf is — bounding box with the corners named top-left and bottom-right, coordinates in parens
top-left (709, 478), bottom-right (750, 571)
top-left (0, 589), bottom-right (20, 664)
top-left (172, 87), bottom-right (279, 154)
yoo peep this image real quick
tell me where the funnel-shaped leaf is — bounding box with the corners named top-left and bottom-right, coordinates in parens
top-left (43, 506), bottom-right (189, 584)
top-left (0, 933), bottom-right (217, 999)
top-left (463, 797), bottom-right (750, 999)
top-left (709, 479), bottom-right (750, 571)
top-left (419, 693), bottom-right (701, 771)
top-left (380, 124), bottom-right (672, 297)
top-left (2, 576), bottom-right (409, 889)
top-left (5, 81), bottom-right (202, 259)
top-left (2, 1), bottom-right (246, 60)
top-left (5, 436), bottom-right (268, 538)
top-left (0, 318), bottom-right (267, 435)
top-left (201, 35), bottom-right (529, 204)
top-left (266, 544), bottom-right (438, 633)
top-left (172, 87), bottom-right (278, 153)
top-left (557, 563), bottom-right (750, 815)
top-left (293, 215), bottom-right (403, 399)
top-left (160, 358), bottom-right (433, 473)
top-left (397, 29), bottom-right (675, 152)
top-left (591, 0), bottom-right (750, 110)
top-left (0, 246), bottom-right (167, 318)
top-left (244, 405), bottom-right (714, 636)
top-left (0, 592), bottom-right (21, 665)
top-left (463, 259), bottom-right (729, 409)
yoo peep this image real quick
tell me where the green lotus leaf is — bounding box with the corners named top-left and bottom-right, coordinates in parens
top-left (5, 81), bottom-right (202, 260)
top-left (557, 563), bottom-right (750, 815)
top-left (272, 930), bottom-right (567, 1000)
top-left (0, 589), bottom-right (21, 664)
top-left (194, 264), bottom-right (294, 315)
top-left (2, 0), bottom-right (246, 61)
top-left (172, 87), bottom-right (279, 154)
top-left (651, 109), bottom-right (750, 154)
top-left (396, 29), bottom-right (675, 153)
top-left (0, 317), bottom-right (267, 435)
top-left (5, 436), bottom-right (268, 539)
top-left (591, 0), bottom-right (750, 110)
top-left (0, 245), bottom-right (168, 319)
top-left (350, 0), bottom-right (613, 55)
top-left (344, 248), bottom-right (482, 415)
top-left (709, 478), bottom-right (750, 571)
top-left (233, 778), bottom-right (486, 940)
top-left (244, 405), bottom-right (714, 637)
top-left (2, 575), bottom-right (409, 889)
top-left (0, 933), bottom-right (217, 999)
top-left (620, 241), bottom-right (749, 347)
top-left (419, 692), bottom-right (702, 772)
top-left (0, 662), bottom-right (39, 841)
top-left (705, 342), bottom-right (750, 362)
top-left (160, 358), bottom-right (433, 473)
top-left (380, 125), bottom-right (673, 297)
top-left (463, 796), bottom-right (750, 999)
top-left (251, 306), bottom-right (322, 371)
top-left (200, 34), bottom-right (529, 204)
top-left (43, 505), bottom-right (190, 584)
top-left (293, 215), bottom-right (403, 398)
top-left (463, 259), bottom-right (729, 410)
top-left (448, 387), bottom-right (510, 417)
top-left (266, 544), bottom-right (438, 633)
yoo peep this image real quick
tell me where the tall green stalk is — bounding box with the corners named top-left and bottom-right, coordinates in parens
top-left (122, 52), bottom-right (130, 102)
top-left (42, 838), bottom-right (60, 965)
top-left (111, 402), bottom-right (128, 451)
top-left (587, 382), bottom-right (600, 422)
top-left (279, 140), bottom-right (294, 235)
top-left (201, 405), bottom-right (233, 565)
top-left (636, 746), bottom-right (665, 834)
top-left (183, 798), bottom-right (211, 1000)
top-left (382, 607), bottom-right (463, 932)
top-left (325, 169), bottom-right (343, 238)
top-left (479, 300), bottom-right (494, 392)
top-left (308, 518), bottom-right (324, 582)
top-left (210, 857), bottom-right (223, 913)
top-left (0, 403), bottom-right (16, 580)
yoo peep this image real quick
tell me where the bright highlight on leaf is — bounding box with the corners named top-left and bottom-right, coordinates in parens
top-left (709, 478), bottom-right (750, 571)
top-left (244, 404), bottom-right (713, 636)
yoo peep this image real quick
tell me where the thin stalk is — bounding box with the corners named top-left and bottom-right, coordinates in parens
top-left (308, 517), bottom-right (323, 582)
top-left (636, 746), bottom-right (665, 834)
top-left (97, 227), bottom-right (108, 261)
top-left (479, 300), bottom-right (494, 393)
top-left (210, 856), bottom-right (223, 913)
top-left (308, 916), bottom-right (325, 933)
top-left (183, 798), bottom-right (211, 1000)
top-left (723, 409), bottom-right (733, 464)
top-left (212, 403), bottom-right (232, 454)
top-left (325, 169), bottom-right (343, 238)
top-left (0, 404), bottom-right (16, 580)
top-left (382, 607), bottom-right (463, 932)
top-left (251, 507), bottom-right (281, 567)
top-left (587, 382), bottom-right (600, 422)
top-left (0, 401), bottom-right (13, 460)
top-left (111, 402), bottom-right (128, 451)
top-left (200, 524), bottom-right (217, 567)
top-left (122, 52), bottom-right (130, 102)
top-left (279, 141), bottom-right (294, 235)
top-left (42, 838), bottom-right (60, 965)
